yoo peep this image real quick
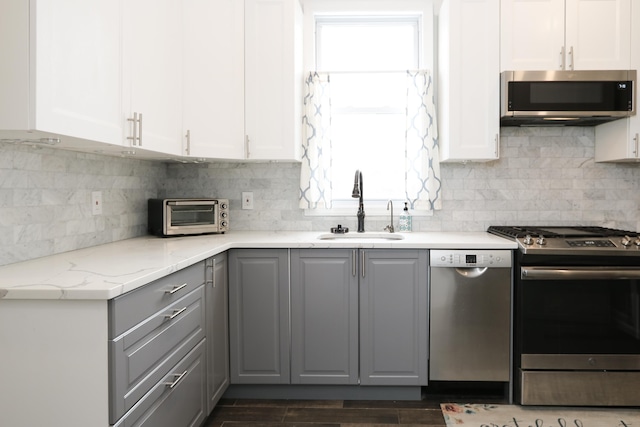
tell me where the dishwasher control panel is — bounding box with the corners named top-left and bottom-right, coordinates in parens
top-left (430, 250), bottom-right (512, 268)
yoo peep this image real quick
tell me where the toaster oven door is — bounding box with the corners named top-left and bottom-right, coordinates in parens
top-left (166, 200), bottom-right (220, 235)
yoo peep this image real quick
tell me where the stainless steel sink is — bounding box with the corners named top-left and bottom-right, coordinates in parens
top-left (317, 232), bottom-right (404, 240)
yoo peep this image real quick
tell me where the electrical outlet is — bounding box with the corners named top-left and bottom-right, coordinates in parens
top-left (91, 191), bottom-right (103, 215)
top-left (242, 192), bottom-right (254, 210)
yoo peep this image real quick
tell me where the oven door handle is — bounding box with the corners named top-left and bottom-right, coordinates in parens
top-left (522, 266), bottom-right (640, 280)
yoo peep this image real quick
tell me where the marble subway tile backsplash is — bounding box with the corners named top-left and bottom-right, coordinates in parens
top-left (0, 142), bottom-right (165, 266)
top-left (1, 126), bottom-right (640, 267)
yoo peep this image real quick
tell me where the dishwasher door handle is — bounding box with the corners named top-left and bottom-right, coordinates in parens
top-left (455, 267), bottom-right (488, 278)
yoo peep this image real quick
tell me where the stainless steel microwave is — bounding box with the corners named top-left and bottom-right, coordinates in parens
top-left (501, 70), bottom-right (636, 126)
top-left (148, 198), bottom-right (229, 237)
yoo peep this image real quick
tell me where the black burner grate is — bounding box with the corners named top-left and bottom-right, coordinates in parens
top-left (487, 225), bottom-right (637, 240)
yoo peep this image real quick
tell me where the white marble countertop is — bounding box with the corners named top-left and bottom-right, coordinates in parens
top-left (0, 231), bottom-right (516, 301)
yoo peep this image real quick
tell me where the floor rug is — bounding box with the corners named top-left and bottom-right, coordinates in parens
top-left (441, 403), bottom-right (640, 427)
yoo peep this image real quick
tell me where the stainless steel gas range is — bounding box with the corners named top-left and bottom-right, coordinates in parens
top-left (488, 225), bottom-right (640, 407)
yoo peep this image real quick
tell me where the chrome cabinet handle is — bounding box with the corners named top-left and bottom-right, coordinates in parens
top-left (361, 251), bottom-right (365, 278)
top-left (245, 135), bottom-right (250, 158)
top-left (185, 129), bottom-right (191, 155)
top-left (205, 258), bottom-right (214, 286)
top-left (560, 46), bottom-right (565, 70)
top-left (633, 133), bottom-right (639, 157)
top-left (127, 112), bottom-right (138, 146)
top-left (138, 113), bottom-right (143, 146)
top-left (164, 306), bottom-right (187, 320)
top-left (495, 134), bottom-right (499, 158)
top-left (126, 112), bottom-right (143, 146)
top-left (165, 283), bottom-right (187, 295)
top-left (568, 46), bottom-right (574, 70)
top-left (164, 370), bottom-right (188, 389)
top-left (352, 250), bottom-right (356, 277)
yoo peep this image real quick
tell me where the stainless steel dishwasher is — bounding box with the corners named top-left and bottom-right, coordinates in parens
top-left (429, 249), bottom-right (512, 382)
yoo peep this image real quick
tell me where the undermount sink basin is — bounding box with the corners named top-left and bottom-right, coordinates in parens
top-left (317, 232), bottom-right (404, 240)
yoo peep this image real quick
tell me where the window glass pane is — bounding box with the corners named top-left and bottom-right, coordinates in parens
top-left (331, 113), bottom-right (406, 200)
top-left (317, 19), bottom-right (418, 72)
top-left (330, 73), bottom-right (406, 111)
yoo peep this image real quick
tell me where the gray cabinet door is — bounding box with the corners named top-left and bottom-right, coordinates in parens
top-left (205, 253), bottom-right (229, 413)
top-left (228, 249), bottom-right (290, 384)
top-left (359, 249), bottom-right (428, 386)
top-left (290, 249), bottom-right (359, 384)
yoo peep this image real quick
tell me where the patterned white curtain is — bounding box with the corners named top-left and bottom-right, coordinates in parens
top-left (299, 72), bottom-right (333, 209)
top-left (405, 70), bottom-right (442, 211)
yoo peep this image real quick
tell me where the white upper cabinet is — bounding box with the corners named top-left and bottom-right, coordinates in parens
top-left (182, 0), bottom-right (303, 161)
top-left (594, 1), bottom-right (639, 162)
top-left (438, 0), bottom-right (500, 162)
top-left (182, 0), bottom-right (245, 159)
top-left (244, 0), bottom-right (303, 161)
top-left (0, 0), bottom-right (122, 148)
top-left (501, 0), bottom-right (631, 71)
top-left (122, 0), bottom-right (183, 156)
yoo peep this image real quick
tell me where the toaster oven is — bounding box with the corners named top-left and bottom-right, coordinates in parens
top-left (148, 198), bottom-right (229, 237)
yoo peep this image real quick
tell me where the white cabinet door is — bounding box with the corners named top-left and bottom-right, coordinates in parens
top-left (594, 2), bottom-right (639, 162)
top-left (565, 0), bottom-right (631, 70)
top-left (123, 0), bottom-right (183, 155)
top-left (501, 0), bottom-right (630, 71)
top-left (0, 0), bottom-right (122, 146)
top-left (183, 0), bottom-right (245, 159)
top-left (244, 0), bottom-right (303, 161)
top-left (501, 0), bottom-right (565, 71)
top-left (438, 0), bottom-right (500, 162)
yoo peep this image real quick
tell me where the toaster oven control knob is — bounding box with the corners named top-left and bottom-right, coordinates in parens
top-left (621, 235), bottom-right (632, 247)
top-left (523, 235), bottom-right (533, 245)
top-left (221, 212), bottom-right (228, 218)
top-left (220, 221), bottom-right (228, 228)
top-left (220, 203), bottom-right (228, 210)
top-left (536, 235), bottom-right (547, 245)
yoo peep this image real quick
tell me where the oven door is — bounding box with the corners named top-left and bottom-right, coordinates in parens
top-left (165, 200), bottom-right (220, 235)
top-left (516, 266), bottom-right (640, 405)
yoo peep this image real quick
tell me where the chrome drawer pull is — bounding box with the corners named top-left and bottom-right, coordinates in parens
top-left (165, 283), bottom-right (187, 294)
top-left (164, 370), bottom-right (188, 389)
top-left (164, 307), bottom-right (187, 320)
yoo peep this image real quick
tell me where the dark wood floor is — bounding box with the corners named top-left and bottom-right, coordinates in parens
top-left (204, 384), bottom-right (509, 426)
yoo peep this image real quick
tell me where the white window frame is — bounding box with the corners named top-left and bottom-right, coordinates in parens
top-left (301, 0), bottom-right (435, 217)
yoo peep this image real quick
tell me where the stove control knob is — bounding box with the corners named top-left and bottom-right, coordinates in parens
top-left (536, 235), bottom-right (547, 245)
top-left (621, 235), bottom-right (632, 247)
top-left (523, 235), bottom-right (533, 245)
top-left (634, 237), bottom-right (640, 247)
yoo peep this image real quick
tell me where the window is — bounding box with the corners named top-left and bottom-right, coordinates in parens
top-left (317, 17), bottom-right (419, 204)
top-left (301, 0), bottom-right (436, 215)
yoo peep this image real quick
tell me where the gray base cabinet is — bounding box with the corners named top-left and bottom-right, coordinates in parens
top-left (108, 261), bottom-right (207, 427)
top-left (360, 249), bottom-right (429, 386)
top-left (229, 249), bottom-right (290, 384)
top-left (290, 249), bottom-right (359, 384)
top-left (205, 253), bottom-right (230, 413)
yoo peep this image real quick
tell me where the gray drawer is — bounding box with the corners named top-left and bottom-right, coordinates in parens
top-left (109, 261), bottom-right (205, 338)
top-left (109, 286), bottom-right (205, 423)
top-left (113, 340), bottom-right (207, 427)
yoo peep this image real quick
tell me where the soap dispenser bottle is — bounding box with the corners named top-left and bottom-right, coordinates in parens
top-left (399, 202), bottom-right (412, 232)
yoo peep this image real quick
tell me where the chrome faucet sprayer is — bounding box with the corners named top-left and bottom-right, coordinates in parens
top-left (351, 170), bottom-right (365, 232)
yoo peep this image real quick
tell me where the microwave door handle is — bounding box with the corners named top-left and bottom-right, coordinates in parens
top-left (168, 201), bottom-right (218, 206)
